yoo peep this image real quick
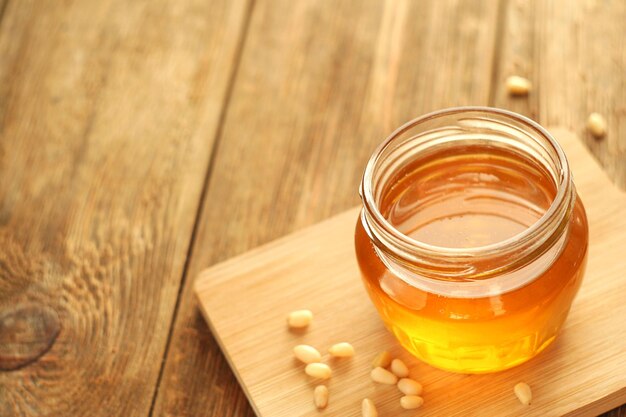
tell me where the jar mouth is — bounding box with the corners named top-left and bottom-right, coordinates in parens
top-left (360, 106), bottom-right (575, 281)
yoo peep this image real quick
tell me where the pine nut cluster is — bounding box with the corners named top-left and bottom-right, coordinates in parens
top-left (287, 310), bottom-right (354, 410)
top-left (369, 352), bottom-right (424, 411)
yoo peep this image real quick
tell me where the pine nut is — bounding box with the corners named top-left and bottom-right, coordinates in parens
top-left (328, 342), bottom-right (354, 358)
top-left (370, 366), bottom-right (398, 384)
top-left (505, 75), bottom-right (532, 96)
top-left (293, 345), bottom-right (321, 364)
top-left (305, 363), bottom-right (332, 379)
top-left (372, 350), bottom-right (392, 368)
top-left (390, 358), bottom-right (409, 378)
top-left (587, 112), bottom-right (607, 138)
top-left (314, 385), bottom-right (328, 409)
top-left (397, 378), bottom-right (422, 396)
top-left (514, 382), bottom-right (532, 405)
top-left (287, 309), bottom-right (313, 328)
top-left (361, 398), bottom-right (378, 417)
top-left (400, 395), bottom-right (424, 410)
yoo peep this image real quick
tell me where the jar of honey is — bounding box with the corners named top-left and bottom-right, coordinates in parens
top-left (355, 107), bottom-right (588, 373)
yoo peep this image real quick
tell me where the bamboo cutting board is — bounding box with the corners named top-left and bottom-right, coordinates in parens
top-left (195, 128), bottom-right (626, 417)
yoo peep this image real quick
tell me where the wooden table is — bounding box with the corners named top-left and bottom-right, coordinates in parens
top-left (0, 1), bottom-right (624, 416)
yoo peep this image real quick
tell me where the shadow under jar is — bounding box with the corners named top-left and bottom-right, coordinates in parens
top-left (355, 107), bottom-right (588, 373)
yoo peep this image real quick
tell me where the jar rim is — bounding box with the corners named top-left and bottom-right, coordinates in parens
top-left (360, 106), bottom-right (574, 280)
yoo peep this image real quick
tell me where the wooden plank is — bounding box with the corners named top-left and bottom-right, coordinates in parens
top-left (0, 0), bottom-right (249, 415)
top-left (152, 0), bottom-right (502, 415)
top-left (492, 0), bottom-right (626, 188)
top-left (195, 130), bottom-right (626, 416)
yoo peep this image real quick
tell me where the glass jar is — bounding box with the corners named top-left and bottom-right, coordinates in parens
top-left (355, 107), bottom-right (588, 373)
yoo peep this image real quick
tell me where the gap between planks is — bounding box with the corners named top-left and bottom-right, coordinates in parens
top-left (488, 0), bottom-right (509, 106)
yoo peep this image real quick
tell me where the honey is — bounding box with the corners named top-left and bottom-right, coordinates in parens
top-left (356, 108), bottom-right (588, 373)
top-left (382, 146), bottom-right (555, 248)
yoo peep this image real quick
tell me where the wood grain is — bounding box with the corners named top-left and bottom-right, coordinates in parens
top-left (0, 0), bottom-right (249, 415)
top-left (492, 0), bottom-right (626, 188)
top-left (152, 0), bottom-right (502, 415)
top-left (0, 305), bottom-right (60, 371)
top-left (194, 131), bottom-right (626, 416)
top-left (2, 0), bottom-right (624, 415)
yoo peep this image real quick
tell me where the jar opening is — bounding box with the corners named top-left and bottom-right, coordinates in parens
top-left (360, 107), bottom-right (575, 292)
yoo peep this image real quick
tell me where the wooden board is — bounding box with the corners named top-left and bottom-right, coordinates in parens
top-left (0, 0), bottom-right (249, 415)
top-left (195, 129), bottom-right (626, 417)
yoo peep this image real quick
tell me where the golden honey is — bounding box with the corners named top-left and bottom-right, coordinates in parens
top-left (356, 108), bottom-right (588, 373)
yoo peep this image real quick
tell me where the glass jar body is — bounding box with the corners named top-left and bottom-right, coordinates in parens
top-left (356, 107), bottom-right (589, 373)
top-left (355, 196), bottom-right (587, 373)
